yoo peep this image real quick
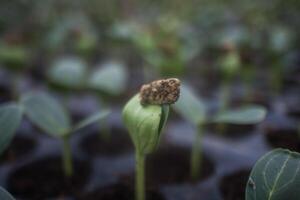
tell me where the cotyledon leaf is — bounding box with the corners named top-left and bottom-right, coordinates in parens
top-left (0, 187), bottom-right (15, 200)
top-left (246, 148), bottom-right (300, 200)
top-left (122, 94), bottom-right (169, 155)
top-left (212, 105), bottom-right (267, 124)
top-left (0, 103), bottom-right (23, 155)
top-left (21, 92), bottom-right (71, 138)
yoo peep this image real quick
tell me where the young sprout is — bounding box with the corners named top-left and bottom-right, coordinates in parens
top-left (174, 83), bottom-right (266, 180)
top-left (246, 148), bottom-right (300, 200)
top-left (21, 92), bottom-right (109, 177)
top-left (123, 78), bottom-right (180, 200)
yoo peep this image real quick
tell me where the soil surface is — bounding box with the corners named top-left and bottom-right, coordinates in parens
top-left (264, 127), bottom-right (300, 152)
top-left (7, 156), bottom-right (90, 200)
top-left (79, 182), bottom-right (165, 200)
top-left (220, 170), bottom-right (251, 200)
top-left (80, 127), bottom-right (133, 156)
top-left (0, 135), bottom-right (36, 164)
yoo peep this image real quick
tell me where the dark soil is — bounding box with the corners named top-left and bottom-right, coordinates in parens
top-left (219, 170), bottom-right (251, 200)
top-left (146, 144), bottom-right (214, 185)
top-left (80, 127), bottom-right (133, 156)
top-left (0, 135), bottom-right (36, 164)
top-left (7, 156), bottom-right (90, 200)
top-left (205, 123), bottom-right (255, 138)
top-left (264, 127), bottom-right (300, 152)
top-left (79, 182), bottom-right (165, 200)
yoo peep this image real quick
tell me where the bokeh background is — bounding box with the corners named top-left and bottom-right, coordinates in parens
top-left (0, 0), bottom-right (299, 200)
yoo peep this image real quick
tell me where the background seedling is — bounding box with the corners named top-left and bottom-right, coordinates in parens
top-left (21, 92), bottom-right (109, 177)
top-left (246, 148), bottom-right (300, 200)
top-left (123, 94), bottom-right (170, 200)
top-left (174, 83), bottom-right (267, 180)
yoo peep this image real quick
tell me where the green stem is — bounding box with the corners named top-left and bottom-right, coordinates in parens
top-left (62, 135), bottom-right (73, 177)
top-left (190, 124), bottom-right (203, 180)
top-left (98, 99), bottom-right (110, 140)
top-left (135, 152), bottom-right (145, 200)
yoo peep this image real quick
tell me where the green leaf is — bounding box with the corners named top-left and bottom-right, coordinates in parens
top-left (21, 93), bottom-right (71, 137)
top-left (0, 187), bottom-right (15, 200)
top-left (48, 57), bottom-right (87, 89)
top-left (212, 105), bottom-right (267, 124)
top-left (246, 149), bottom-right (300, 200)
top-left (173, 84), bottom-right (206, 125)
top-left (88, 61), bottom-right (128, 95)
top-left (73, 109), bottom-right (110, 132)
top-left (122, 94), bottom-right (169, 155)
top-left (0, 104), bottom-right (23, 155)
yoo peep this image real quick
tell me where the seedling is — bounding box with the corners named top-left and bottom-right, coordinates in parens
top-left (246, 148), bottom-right (300, 200)
top-left (21, 92), bottom-right (109, 177)
top-left (120, 17), bottom-right (198, 79)
top-left (0, 42), bottom-right (31, 99)
top-left (123, 78), bottom-right (180, 200)
top-left (48, 59), bottom-right (127, 139)
top-left (174, 83), bottom-right (266, 180)
top-left (218, 44), bottom-right (241, 111)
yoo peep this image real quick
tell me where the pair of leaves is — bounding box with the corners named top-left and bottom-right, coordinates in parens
top-left (122, 94), bottom-right (169, 155)
top-left (48, 58), bottom-right (128, 95)
top-left (21, 93), bottom-right (109, 138)
top-left (174, 83), bottom-right (267, 126)
top-left (246, 149), bottom-right (300, 200)
top-left (0, 104), bottom-right (23, 155)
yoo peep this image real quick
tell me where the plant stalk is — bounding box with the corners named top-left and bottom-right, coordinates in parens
top-left (62, 135), bottom-right (73, 177)
top-left (135, 151), bottom-right (145, 200)
top-left (190, 124), bottom-right (203, 180)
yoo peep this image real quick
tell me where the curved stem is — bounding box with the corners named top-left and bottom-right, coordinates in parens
top-left (135, 151), bottom-right (145, 200)
top-left (190, 124), bottom-right (203, 180)
top-left (62, 135), bottom-right (73, 177)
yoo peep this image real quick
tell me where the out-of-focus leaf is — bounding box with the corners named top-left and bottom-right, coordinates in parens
top-left (88, 61), bottom-right (127, 95)
top-left (173, 84), bottom-right (206, 125)
top-left (212, 105), bottom-right (267, 124)
top-left (0, 104), bottom-right (23, 155)
top-left (122, 94), bottom-right (169, 155)
top-left (246, 149), bottom-right (300, 200)
top-left (0, 187), bottom-right (15, 200)
top-left (48, 57), bottom-right (87, 89)
top-left (73, 109), bottom-right (110, 132)
top-left (0, 44), bottom-right (29, 68)
top-left (21, 93), bottom-right (71, 137)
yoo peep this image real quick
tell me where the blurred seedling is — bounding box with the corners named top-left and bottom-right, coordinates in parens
top-left (122, 78), bottom-right (180, 200)
top-left (0, 41), bottom-right (31, 99)
top-left (48, 57), bottom-right (128, 139)
top-left (246, 148), bottom-right (300, 200)
top-left (115, 16), bottom-right (199, 79)
top-left (174, 83), bottom-right (266, 180)
top-left (21, 92), bottom-right (109, 177)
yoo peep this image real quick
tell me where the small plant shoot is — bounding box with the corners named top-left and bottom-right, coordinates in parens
top-left (246, 148), bottom-right (300, 200)
top-left (174, 83), bottom-right (267, 180)
top-left (21, 92), bottom-right (109, 177)
top-left (123, 78), bottom-right (180, 200)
